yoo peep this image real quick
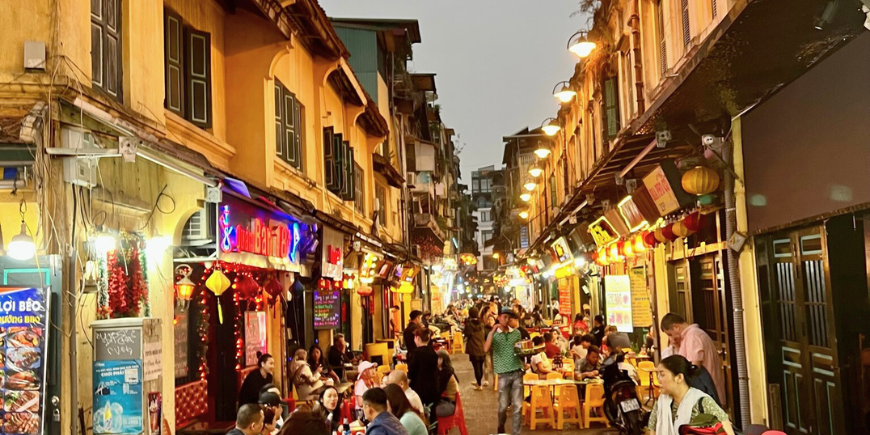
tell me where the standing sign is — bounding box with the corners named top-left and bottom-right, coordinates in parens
top-left (313, 287), bottom-right (340, 330)
top-left (93, 360), bottom-right (143, 435)
top-left (629, 267), bottom-right (653, 327)
top-left (604, 275), bottom-right (633, 333)
top-left (0, 287), bottom-right (49, 435)
top-left (173, 309), bottom-right (189, 378)
top-left (244, 312), bottom-right (267, 367)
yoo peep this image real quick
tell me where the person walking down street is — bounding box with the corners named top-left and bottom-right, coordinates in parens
top-left (238, 352), bottom-right (274, 407)
top-left (463, 307), bottom-right (487, 391)
top-left (404, 310), bottom-right (423, 353)
top-left (384, 384), bottom-right (429, 435)
top-left (484, 308), bottom-right (525, 435)
top-left (647, 355), bottom-right (735, 435)
top-left (479, 304), bottom-right (496, 387)
top-left (660, 313), bottom-right (726, 404)
top-left (362, 388), bottom-right (410, 435)
top-left (408, 328), bottom-right (441, 424)
top-left (226, 404), bottom-right (263, 435)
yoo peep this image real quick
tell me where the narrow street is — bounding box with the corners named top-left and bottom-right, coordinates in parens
top-left (450, 353), bottom-right (613, 435)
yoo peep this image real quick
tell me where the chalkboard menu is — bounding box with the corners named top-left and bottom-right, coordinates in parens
top-left (174, 309), bottom-right (189, 378)
top-left (313, 288), bottom-right (340, 330)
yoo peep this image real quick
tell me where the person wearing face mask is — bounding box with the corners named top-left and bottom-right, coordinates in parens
top-left (238, 353), bottom-right (274, 407)
top-left (317, 386), bottom-right (344, 433)
top-left (647, 355), bottom-right (734, 435)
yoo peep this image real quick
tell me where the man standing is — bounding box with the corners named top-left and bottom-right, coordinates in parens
top-left (660, 313), bottom-right (726, 404)
top-left (590, 315), bottom-right (606, 346)
top-left (403, 310), bottom-right (423, 352)
top-left (484, 308), bottom-right (525, 435)
top-left (225, 404), bottom-right (264, 435)
top-left (362, 388), bottom-right (410, 435)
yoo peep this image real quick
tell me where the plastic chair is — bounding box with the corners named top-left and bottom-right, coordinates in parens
top-left (395, 363), bottom-right (408, 373)
top-left (451, 332), bottom-right (464, 353)
top-left (546, 372), bottom-right (562, 380)
top-left (377, 364), bottom-right (391, 375)
top-left (638, 360), bottom-right (656, 371)
top-left (582, 383), bottom-right (609, 429)
top-left (553, 384), bottom-right (583, 429)
top-left (437, 392), bottom-right (469, 435)
top-left (526, 384), bottom-right (556, 430)
top-left (529, 332), bottom-right (541, 340)
top-left (636, 367), bottom-right (654, 405)
top-left (523, 373), bottom-right (538, 398)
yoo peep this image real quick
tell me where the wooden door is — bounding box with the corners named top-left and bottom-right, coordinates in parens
top-left (692, 255), bottom-right (734, 413)
top-left (671, 260), bottom-right (693, 323)
top-left (762, 226), bottom-right (842, 435)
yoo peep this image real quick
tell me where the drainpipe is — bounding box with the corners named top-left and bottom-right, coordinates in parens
top-left (723, 137), bottom-right (750, 428)
top-left (630, 0), bottom-right (646, 113)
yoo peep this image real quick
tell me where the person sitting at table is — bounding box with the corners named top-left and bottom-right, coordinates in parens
top-left (308, 344), bottom-right (340, 385)
top-left (362, 388), bottom-right (410, 435)
top-left (543, 332), bottom-right (561, 359)
top-left (238, 352), bottom-right (274, 407)
top-left (227, 404), bottom-right (264, 435)
top-left (573, 313), bottom-right (589, 336)
top-left (258, 384), bottom-right (288, 420)
top-left (278, 409), bottom-right (330, 435)
top-left (355, 361), bottom-right (380, 417)
top-left (384, 384), bottom-right (429, 435)
top-left (290, 348), bottom-right (328, 400)
top-left (435, 349), bottom-right (459, 417)
top-left (603, 325), bottom-right (632, 351)
top-left (258, 392), bottom-right (284, 435)
top-left (262, 406), bottom-right (279, 435)
top-left (529, 336), bottom-right (555, 377)
top-left (570, 334), bottom-right (594, 364)
top-left (386, 370), bottom-right (425, 415)
top-left (575, 345), bottom-right (602, 380)
top-left (328, 334), bottom-right (356, 381)
top-left (317, 385), bottom-right (344, 433)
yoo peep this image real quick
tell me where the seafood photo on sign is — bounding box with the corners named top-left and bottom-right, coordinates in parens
top-left (6, 348), bottom-right (40, 371)
top-left (4, 391), bottom-right (39, 412)
top-left (4, 371), bottom-right (39, 391)
top-left (7, 329), bottom-right (41, 349)
top-left (3, 411), bottom-right (40, 434)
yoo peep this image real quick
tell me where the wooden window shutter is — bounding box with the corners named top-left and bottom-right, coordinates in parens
top-left (341, 143), bottom-right (354, 200)
top-left (323, 127), bottom-right (337, 190)
top-left (293, 100), bottom-right (303, 169)
top-left (605, 78), bottom-right (620, 138)
top-left (681, 0), bottom-right (691, 46)
top-left (185, 27), bottom-right (212, 128)
top-left (91, 0), bottom-right (123, 101)
top-left (283, 91), bottom-right (298, 167)
top-left (657, 0), bottom-right (667, 77)
top-left (164, 10), bottom-right (184, 117)
top-left (274, 82), bottom-right (285, 159)
top-left (331, 133), bottom-right (344, 195)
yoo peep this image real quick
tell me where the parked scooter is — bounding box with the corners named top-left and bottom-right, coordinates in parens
top-left (601, 353), bottom-right (648, 435)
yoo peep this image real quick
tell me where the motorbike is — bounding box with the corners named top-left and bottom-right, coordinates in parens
top-left (601, 355), bottom-right (648, 435)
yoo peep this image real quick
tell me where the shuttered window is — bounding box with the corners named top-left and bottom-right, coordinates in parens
top-left (323, 128), bottom-right (355, 200)
top-left (604, 77), bottom-right (620, 139)
top-left (91, 0), bottom-right (123, 101)
top-left (657, 0), bottom-right (668, 77)
top-left (274, 80), bottom-right (302, 170)
top-left (354, 164), bottom-right (365, 215)
top-left (376, 185), bottom-right (387, 224)
top-left (549, 173), bottom-right (557, 208)
top-left (332, 133), bottom-right (344, 196)
top-left (681, 0), bottom-right (691, 46)
top-left (340, 141), bottom-right (354, 201)
top-left (163, 9), bottom-right (212, 129)
top-left (323, 127), bottom-right (338, 191)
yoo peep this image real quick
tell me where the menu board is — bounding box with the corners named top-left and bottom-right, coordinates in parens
top-left (604, 275), bottom-right (633, 333)
top-left (0, 287), bottom-right (49, 435)
top-left (558, 279), bottom-right (571, 317)
top-left (173, 309), bottom-right (189, 378)
top-left (93, 360), bottom-right (143, 435)
top-left (244, 312), bottom-right (267, 367)
top-left (630, 267), bottom-right (653, 327)
top-left (313, 288), bottom-right (340, 330)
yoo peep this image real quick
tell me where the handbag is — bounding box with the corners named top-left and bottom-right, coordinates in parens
top-left (677, 399), bottom-right (726, 435)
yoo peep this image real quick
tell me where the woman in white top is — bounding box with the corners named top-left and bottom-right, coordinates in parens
top-left (647, 355), bottom-right (734, 435)
top-left (289, 348), bottom-right (325, 400)
top-left (529, 336), bottom-right (554, 377)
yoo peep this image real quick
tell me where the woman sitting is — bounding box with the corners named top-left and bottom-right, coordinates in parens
top-left (290, 348), bottom-right (326, 400)
top-left (648, 355), bottom-right (735, 435)
top-left (354, 361), bottom-right (379, 419)
top-left (308, 344), bottom-right (340, 385)
top-left (435, 349), bottom-right (459, 417)
top-left (384, 384), bottom-right (429, 435)
top-left (262, 407), bottom-right (279, 435)
top-left (529, 336), bottom-right (555, 377)
top-left (317, 385), bottom-right (344, 433)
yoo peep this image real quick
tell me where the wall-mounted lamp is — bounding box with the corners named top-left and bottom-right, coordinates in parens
top-left (552, 81), bottom-right (577, 103)
top-left (568, 30), bottom-right (597, 58)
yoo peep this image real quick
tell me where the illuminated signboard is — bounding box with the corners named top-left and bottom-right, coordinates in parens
top-left (550, 237), bottom-right (573, 263)
top-left (642, 160), bottom-right (692, 216)
top-left (588, 216), bottom-right (618, 247)
top-left (617, 196), bottom-right (648, 232)
top-left (359, 253), bottom-right (380, 283)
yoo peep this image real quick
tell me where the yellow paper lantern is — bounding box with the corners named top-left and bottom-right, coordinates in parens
top-left (655, 228), bottom-right (668, 243)
top-left (206, 269), bottom-right (231, 323)
top-left (634, 233), bottom-right (646, 252)
top-left (672, 221), bottom-right (691, 238)
top-left (682, 166), bottom-right (720, 195)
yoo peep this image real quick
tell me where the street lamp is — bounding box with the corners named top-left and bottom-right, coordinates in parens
top-left (492, 252), bottom-right (500, 259)
top-left (519, 192), bottom-right (531, 202)
top-left (524, 179), bottom-right (537, 191)
top-left (519, 210), bottom-right (529, 220)
top-left (541, 118), bottom-right (561, 137)
top-left (552, 81), bottom-right (577, 103)
top-left (528, 164), bottom-right (543, 178)
top-left (568, 30), bottom-right (596, 58)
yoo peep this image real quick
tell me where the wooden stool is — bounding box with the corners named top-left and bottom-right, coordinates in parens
top-left (553, 384), bottom-right (582, 429)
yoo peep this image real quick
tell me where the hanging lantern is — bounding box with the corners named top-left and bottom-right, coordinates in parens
top-left (662, 223), bottom-right (678, 241)
top-left (644, 231), bottom-right (658, 248)
top-left (623, 241), bottom-right (635, 258)
top-left (634, 233), bottom-right (646, 252)
top-left (610, 243), bottom-right (620, 260)
top-left (682, 166), bottom-right (720, 195)
top-left (206, 269), bottom-right (231, 323)
top-left (357, 285), bottom-right (373, 297)
top-left (392, 282), bottom-right (414, 294)
top-left (683, 212), bottom-right (708, 232)
top-left (264, 276), bottom-right (283, 303)
top-left (672, 221), bottom-right (692, 238)
top-left (235, 275), bottom-right (260, 300)
top-left (175, 265), bottom-right (196, 310)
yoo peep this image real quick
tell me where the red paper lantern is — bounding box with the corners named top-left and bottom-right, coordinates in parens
top-left (357, 286), bottom-right (373, 297)
top-left (264, 276), bottom-right (283, 299)
top-left (235, 275), bottom-right (260, 299)
top-left (662, 223), bottom-right (677, 241)
top-left (684, 212), bottom-right (708, 232)
top-left (644, 231), bottom-right (658, 248)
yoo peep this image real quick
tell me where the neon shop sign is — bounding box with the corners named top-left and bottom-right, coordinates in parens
top-left (219, 205), bottom-right (301, 262)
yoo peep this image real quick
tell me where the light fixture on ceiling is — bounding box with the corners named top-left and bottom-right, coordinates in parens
top-left (524, 180), bottom-right (537, 191)
top-left (529, 164), bottom-right (543, 178)
top-left (7, 221), bottom-right (35, 261)
top-left (518, 210), bottom-right (530, 220)
top-left (519, 193), bottom-right (532, 202)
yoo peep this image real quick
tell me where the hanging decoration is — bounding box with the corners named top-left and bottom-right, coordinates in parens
top-left (681, 166), bottom-right (720, 195)
top-left (672, 221), bottom-right (692, 238)
top-left (235, 275), bottom-right (260, 300)
top-left (205, 268), bottom-right (230, 323)
top-left (683, 211), bottom-right (708, 232)
top-left (644, 231), bottom-right (659, 248)
top-left (197, 286), bottom-right (210, 380)
top-left (357, 285), bottom-right (373, 297)
top-left (96, 233), bottom-right (150, 319)
top-left (661, 223), bottom-right (678, 241)
top-left (264, 275), bottom-right (283, 308)
top-left (174, 264), bottom-right (196, 309)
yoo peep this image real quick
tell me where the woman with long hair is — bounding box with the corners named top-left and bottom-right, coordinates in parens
top-left (478, 304), bottom-right (495, 387)
top-left (354, 360), bottom-right (379, 418)
top-left (317, 385), bottom-right (344, 433)
top-left (384, 384), bottom-right (428, 435)
top-left (238, 352), bottom-right (274, 407)
top-left (647, 355), bottom-right (734, 435)
top-left (464, 307), bottom-right (486, 391)
top-left (308, 344), bottom-right (340, 385)
top-left (289, 348), bottom-right (325, 400)
top-left (435, 349), bottom-right (459, 417)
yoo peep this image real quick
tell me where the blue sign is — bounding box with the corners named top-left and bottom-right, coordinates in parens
top-left (0, 287), bottom-right (49, 435)
top-left (93, 360), bottom-right (143, 435)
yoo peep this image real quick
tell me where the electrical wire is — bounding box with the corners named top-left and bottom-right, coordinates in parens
top-left (139, 184), bottom-right (176, 231)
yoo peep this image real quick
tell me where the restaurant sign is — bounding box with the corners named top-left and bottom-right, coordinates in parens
top-left (642, 160), bottom-right (693, 216)
top-left (550, 237), bottom-right (573, 263)
top-left (617, 196), bottom-right (647, 232)
top-left (588, 216), bottom-right (618, 247)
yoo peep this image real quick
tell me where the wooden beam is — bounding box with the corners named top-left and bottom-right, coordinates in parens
top-left (280, 0), bottom-right (296, 6)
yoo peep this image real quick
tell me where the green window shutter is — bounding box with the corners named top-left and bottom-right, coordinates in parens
top-left (605, 78), bottom-right (620, 138)
top-left (293, 99), bottom-right (302, 169)
top-left (164, 10), bottom-right (184, 117)
top-left (324, 127), bottom-right (337, 190)
top-left (185, 27), bottom-right (212, 128)
top-left (341, 144), bottom-right (355, 201)
top-left (283, 90), bottom-right (298, 167)
top-left (274, 82), bottom-right (284, 160)
top-left (331, 133), bottom-right (344, 195)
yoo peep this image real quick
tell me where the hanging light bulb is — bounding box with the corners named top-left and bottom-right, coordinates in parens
top-left (524, 180), bottom-right (537, 191)
top-left (519, 193), bottom-right (531, 202)
top-left (7, 222), bottom-right (35, 261)
top-left (94, 231), bottom-right (117, 254)
top-left (528, 165), bottom-right (543, 178)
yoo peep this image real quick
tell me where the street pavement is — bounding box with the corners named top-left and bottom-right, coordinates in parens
top-left (450, 352), bottom-right (616, 435)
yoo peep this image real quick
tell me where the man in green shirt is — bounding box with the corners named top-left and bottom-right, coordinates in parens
top-left (484, 308), bottom-right (524, 435)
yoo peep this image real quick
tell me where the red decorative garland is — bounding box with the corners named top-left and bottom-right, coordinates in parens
top-left (104, 245), bottom-right (149, 318)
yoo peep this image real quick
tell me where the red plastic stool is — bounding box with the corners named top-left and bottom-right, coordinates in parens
top-left (436, 392), bottom-right (468, 435)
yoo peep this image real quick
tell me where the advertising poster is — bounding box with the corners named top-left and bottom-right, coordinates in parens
top-left (313, 288), bottom-right (340, 330)
top-left (630, 267), bottom-right (653, 327)
top-left (604, 275), bottom-right (633, 333)
top-left (93, 360), bottom-right (143, 435)
top-left (0, 287), bottom-right (50, 435)
top-left (244, 312), bottom-right (267, 366)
